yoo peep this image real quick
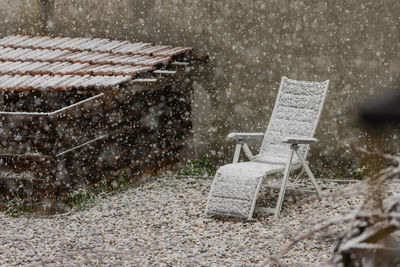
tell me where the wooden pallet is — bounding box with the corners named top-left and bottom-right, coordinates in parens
top-left (0, 34), bottom-right (204, 206)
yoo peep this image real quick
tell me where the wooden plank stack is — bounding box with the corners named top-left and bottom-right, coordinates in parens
top-left (0, 34), bottom-right (204, 208)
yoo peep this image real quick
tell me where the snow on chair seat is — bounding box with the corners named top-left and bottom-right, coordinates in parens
top-left (205, 77), bottom-right (329, 220)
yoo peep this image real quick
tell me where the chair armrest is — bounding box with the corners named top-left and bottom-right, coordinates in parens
top-left (282, 137), bottom-right (319, 144)
top-left (227, 132), bottom-right (265, 141)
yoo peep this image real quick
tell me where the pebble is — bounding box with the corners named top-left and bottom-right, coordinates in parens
top-left (0, 177), bottom-right (398, 266)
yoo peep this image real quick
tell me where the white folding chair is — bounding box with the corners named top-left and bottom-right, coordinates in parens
top-left (205, 76), bottom-right (329, 220)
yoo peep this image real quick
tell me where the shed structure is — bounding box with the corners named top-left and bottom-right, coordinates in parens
top-left (0, 34), bottom-right (203, 209)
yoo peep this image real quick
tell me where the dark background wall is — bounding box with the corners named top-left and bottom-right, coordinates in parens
top-left (0, 0), bottom-right (399, 176)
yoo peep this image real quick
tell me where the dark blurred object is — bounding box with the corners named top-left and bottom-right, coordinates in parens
top-left (340, 79), bottom-right (400, 267)
top-left (359, 80), bottom-right (400, 124)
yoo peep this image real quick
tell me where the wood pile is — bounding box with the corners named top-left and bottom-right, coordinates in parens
top-left (0, 34), bottom-right (205, 208)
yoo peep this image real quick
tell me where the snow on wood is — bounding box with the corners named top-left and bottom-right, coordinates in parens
top-left (0, 74), bottom-right (132, 91)
top-left (154, 46), bottom-right (193, 56)
top-left (0, 34), bottom-right (193, 58)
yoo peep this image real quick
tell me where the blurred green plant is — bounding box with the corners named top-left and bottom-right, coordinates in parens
top-left (65, 188), bottom-right (96, 211)
top-left (351, 165), bottom-right (368, 180)
top-left (177, 156), bottom-right (217, 177)
top-left (5, 197), bottom-right (34, 217)
top-left (64, 170), bottom-right (133, 211)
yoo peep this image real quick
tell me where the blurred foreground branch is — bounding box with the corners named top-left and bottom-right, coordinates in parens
top-left (274, 146), bottom-right (400, 266)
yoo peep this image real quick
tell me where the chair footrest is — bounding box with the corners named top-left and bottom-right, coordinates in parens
top-left (206, 166), bottom-right (265, 220)
top-left (206, 197), bottom-right (253, 219)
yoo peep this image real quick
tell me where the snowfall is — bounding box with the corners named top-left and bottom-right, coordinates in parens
top-left (0, 176), bottom-right (398, 266)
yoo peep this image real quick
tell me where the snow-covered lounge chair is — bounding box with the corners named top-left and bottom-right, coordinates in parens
top-left (205, 76), bottom-right (329, 220)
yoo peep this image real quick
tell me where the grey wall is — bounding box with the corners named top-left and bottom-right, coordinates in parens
top-left (0, 0), bottom-right (399, 176)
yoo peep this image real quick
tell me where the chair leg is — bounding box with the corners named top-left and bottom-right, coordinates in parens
top-left (242, 143), bottom-right (255, 160)
top-left (294, 149), bottom-right (322, 196)
top-left (232, 143), bottom-right (242, 163)
top-left (274, 148), bottom-right (294, 218)
top-left (248, 177), bottom-right (264, 220)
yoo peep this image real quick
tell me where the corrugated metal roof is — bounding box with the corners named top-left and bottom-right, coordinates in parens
top-left (0, 34), bottom-right (193, 91)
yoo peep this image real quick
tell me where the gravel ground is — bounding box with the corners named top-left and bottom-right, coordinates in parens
top-left (0, 176), bottom-right (399, 266)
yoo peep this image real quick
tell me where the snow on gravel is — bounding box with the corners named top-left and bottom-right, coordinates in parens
top-left (0, 177), bottom-right (398, 266)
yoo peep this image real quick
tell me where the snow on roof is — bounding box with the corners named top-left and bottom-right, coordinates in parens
top-left (0, 34), bottom-right (193, 91)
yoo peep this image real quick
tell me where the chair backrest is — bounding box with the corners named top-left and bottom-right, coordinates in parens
top-left (255, 76), bottom-right (329, 165)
